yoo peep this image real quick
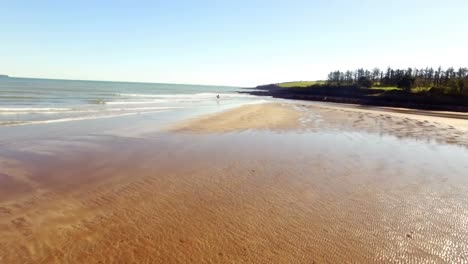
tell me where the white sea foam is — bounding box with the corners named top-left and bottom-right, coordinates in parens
top-left (243, 99), bottom-right (270, 105)
top-left (0, 106), bottom-right (181, 116)
top-left (0, 110), bottom-right (169, 127)
top-left (119, 92), bottom-right (256, 99)
top-left (0, 111), bottom-right (72, 115)
top-left (105, 100), bottom-right (167, 105)
top-left (108, 106), bottom-right (182, 111)
top-left (0, 107), bottom-right (72, 111)
top-left (107, 93), bottom-right (256, 105)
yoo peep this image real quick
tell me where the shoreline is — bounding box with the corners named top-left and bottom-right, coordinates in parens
top-left (171, 101), bottom-right (468, 134)
top-left (301, 101), bottom-right (468, 131)
top-left (166, 102), bottom-right (468, 148)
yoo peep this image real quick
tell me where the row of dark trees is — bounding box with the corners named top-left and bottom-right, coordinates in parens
top-left (327, 67), bottom-right (468, 93)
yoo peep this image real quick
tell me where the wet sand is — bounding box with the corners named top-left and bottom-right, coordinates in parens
top-left (169, 103), bottom-right (301, 133)
top-left (1, 102), bottom-right (468, 263)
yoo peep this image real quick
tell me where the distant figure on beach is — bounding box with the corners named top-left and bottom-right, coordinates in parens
top-left (216, 94), bottom-right (220, 99)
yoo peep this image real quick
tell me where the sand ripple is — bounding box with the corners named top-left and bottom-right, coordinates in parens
top-left (1, 103), bottom-right (468, 263)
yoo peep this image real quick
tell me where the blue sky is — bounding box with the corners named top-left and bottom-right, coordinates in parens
top-left (1, 0), bottom-right (467, 86)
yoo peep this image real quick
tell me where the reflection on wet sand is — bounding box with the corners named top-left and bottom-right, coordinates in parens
top-left (1, 102), bottom-right (468, 263)
top-left (296, 104), bottom-right (468, 148)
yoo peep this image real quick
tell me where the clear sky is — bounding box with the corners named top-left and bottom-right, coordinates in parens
top-left (1, 0), bottom-right (468, 87)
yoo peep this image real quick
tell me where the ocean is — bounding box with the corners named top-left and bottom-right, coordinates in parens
top-left (0, 77), bottom-right (263, 126)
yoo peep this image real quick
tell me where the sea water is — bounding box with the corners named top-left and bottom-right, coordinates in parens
top-left (0, 77), bottom-right (263, 126)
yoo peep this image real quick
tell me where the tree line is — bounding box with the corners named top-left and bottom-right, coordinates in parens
top-left (327, 67), bottom-right (468, 93)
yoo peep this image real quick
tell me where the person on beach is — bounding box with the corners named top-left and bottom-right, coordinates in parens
top-left (216, 94), bottom-right (220, 99)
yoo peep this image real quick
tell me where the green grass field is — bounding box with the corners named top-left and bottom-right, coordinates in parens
top-left (277, 81), bottom-right (325, 88)
top-left (412, 87), bottom-right (432, 93)
top-left (370, 86), bottom-right (435, 93)
top-left (370, 86), bottom-right (401, 91)
top-left (277, 82), bottom-right (445, 95)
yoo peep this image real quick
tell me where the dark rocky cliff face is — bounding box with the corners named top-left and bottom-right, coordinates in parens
top-left (240, 84), bottom-right (468, 112)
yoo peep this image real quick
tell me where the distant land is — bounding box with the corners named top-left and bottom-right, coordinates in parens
top-left (0, 74), bottom-right (9, 78)
top-left (275, 81), bottom-right (326, 88)
top-left (245, 67), bottom-right (468, 112)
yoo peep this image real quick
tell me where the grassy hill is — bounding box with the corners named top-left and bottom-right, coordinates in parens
top-left (276, 81), bottom-right (325, 88)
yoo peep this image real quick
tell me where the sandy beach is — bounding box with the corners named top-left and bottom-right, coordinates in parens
top-left (169, 103), bottom-right (302, 133)
top-left (1, 102), bottom-right (468, 263)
